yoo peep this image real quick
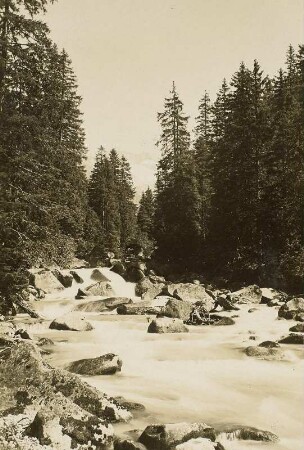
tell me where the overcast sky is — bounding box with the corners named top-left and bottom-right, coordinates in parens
top-left (44, 0), bottom-right (304, 193)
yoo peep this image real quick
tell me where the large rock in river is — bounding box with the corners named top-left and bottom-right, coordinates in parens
top-left (135, 277), bottom-right (165, 301)
top-left (49, 312), bottom-right (94, 331)
top-left (52, 269), bottom-right (74, 288)
top-left (138, 423), bottom-right (216, 450)
top-left (223, 426), bottom-right (278, 442)
top-left (163, 298), bottom-right (193, 321)
top-left (28, 269), bottom-right (64, 294)
top-left (244, 345), bottom-right (286, 361)
top-left (279, 333), bottom-right (304, 345)
top-left (86, 281), bottom-right (115, 297)
top-left (0, 339), bottom-right (132, 423)
top-left (147, 318), bottom-right (189, 334)
top-left (168, 284), bottom-right (214, 310)
top-left (90, 268), bottom-right (111, 282)
top-left (67, 353), bottom-right (122, 375)
top-left (230, 285), bottom-right (262, 304)
top-left (117, 302), bottom-right (161, 315)
top-left (278, 297), bottom-right (304, 320)
top-left (75, 297), bottom-right (133, 312)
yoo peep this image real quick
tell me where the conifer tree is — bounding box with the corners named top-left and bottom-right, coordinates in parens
top-left (155, 83), bottom-right (201, 268)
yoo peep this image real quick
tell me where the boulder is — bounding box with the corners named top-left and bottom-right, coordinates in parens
top-left (114, 396), bottom-right (145, 412)
top-left (75, 297), bottom-right (133, 312)
top-left (117, 303), bottom-right (161, 315)
top-left (49, 313), bottom-right (94, 331)
top-left (86, 281), bottom-right (115, 297)
top-left (0, 321), bottom-right (16, 337)
top-left (168, 284), bottom-right (214, 310)
top-left (214, 296), bottom-right (239, 311)
top-left (52, 269), bottom-right (74, 288)
top-left (224, 426), bottom-right (278, 442)
top-left (279, 333), bottom-right (304, 345)
top-left (90, 268), bottom-right (111, 282)
top-left (75, 287), bottom-right (90, 299)
top-left (28, 269), bottom-right (65, 294)
top-left (163, 298), bottom-right (193, 321)
top-left (125, 267), bottom-right (146, 283)
top-left (278, 297), bottom-right (304, 320)
top-left (115, 439), bottom-right (147, 450)
top-left (230, 285), bottom-right (262, 304)
top-left (244, 345), bottom-right (286, 361)
top-left (67, 257), bottom-right (89, 269)
top-left (14, 328), bottom-right (32, 340)
top-left (213, 317), bottom-right (235, 326)
top-left (147, 318), bottom-right (189, 334)
top-left (135, 278), bottom-right (165, 301)
top-left (111, 261), bottom-right (126, 276)
top-left (258, 340), bottom-right (280, 348)
top-left (261, 287), bottom-right (287, 304)
top-left (176, 438), bottom-right (224, 450)
top-left (70, 270), bottom-right (84, 283)
top-left (138, 423), bottom-right (216, 450)
top-left (296, 312), bottom-right (304, 322)
top-left (36, 337), bottom-right (55, 347)
top-left (67, 353), bottom-right (122, 375)
top-left (0, 339), bottom-right (132, 423)
top-left (289, 323), bottom-right (304, 332)
top-left (26, 409), bottom-right (114, 449)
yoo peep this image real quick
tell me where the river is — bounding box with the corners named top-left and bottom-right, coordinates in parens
top-left (24, 268), bottom-right (304, 450)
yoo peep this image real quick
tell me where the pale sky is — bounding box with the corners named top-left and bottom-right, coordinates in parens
top-left (44, 0), bottom-right (304, 193)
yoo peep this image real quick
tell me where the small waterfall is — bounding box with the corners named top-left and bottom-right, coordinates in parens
top-left (32, 267), bottom-right (138, 319)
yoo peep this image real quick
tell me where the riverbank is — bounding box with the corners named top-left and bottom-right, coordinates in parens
top-left (0, 267), bottom-right (303, 450)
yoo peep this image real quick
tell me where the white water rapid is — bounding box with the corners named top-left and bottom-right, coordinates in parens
top-left (24, 268), bottom-right (304, 450)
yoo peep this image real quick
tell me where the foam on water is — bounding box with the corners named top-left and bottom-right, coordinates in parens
top-left (28, 272), bottom-right (304, 450)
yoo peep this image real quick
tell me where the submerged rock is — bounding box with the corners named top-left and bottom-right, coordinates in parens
top-left (258, 340), bottom-right (280, 348)
top-left (147, 318), bottom-right (189, 334)
top-left (213, 317), bottom-right (235, 326)
top-left (289, 323), bottom-right (304, 332)
top-left (114, 396), bottom-right (145, 412)
top-left (244, 345), bottom-right (286, 361)
top-left (67, 353), bottom-right (122, 375)
top-left (163, 298), bottom-right (193, 321)
top-left (176, 438), bottom-right (224, 450)
top-left (49, 313), bottom-right (94, 331)
top-left (75, 297), bottom-right (133, 312)
top-left (138, 423), bottom-right (216, 450)
top-left (223, 426), bottom-right (278, 442)
top-left (36, 337), bottom-right (55, 347)
top-left (278, 297), bottom-right (304, 320)
top-left (279, 333), bottom-right (304, 345)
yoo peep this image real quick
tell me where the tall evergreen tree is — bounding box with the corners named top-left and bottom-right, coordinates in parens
top-left (155, 83), bottom-right (201, 268)
top-left (137, 187), bottom-right (155, 256)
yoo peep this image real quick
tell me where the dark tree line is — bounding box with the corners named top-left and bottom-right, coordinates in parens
top-left (0, 0), bottom-right (89, 307)
top-left (153, 46), bottom-right (303, 292)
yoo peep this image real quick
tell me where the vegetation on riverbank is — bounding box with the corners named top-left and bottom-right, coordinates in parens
top-left (0, 0), bottom-right (303, 316)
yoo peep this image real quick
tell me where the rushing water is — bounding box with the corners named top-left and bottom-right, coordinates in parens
top-left (26, 268), bottom-right (304, 450)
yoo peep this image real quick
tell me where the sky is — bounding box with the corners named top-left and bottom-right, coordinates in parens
top-left (43, 0), bottom-right (304, 194)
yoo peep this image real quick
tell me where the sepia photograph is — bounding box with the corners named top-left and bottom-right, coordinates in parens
top-left (0, 1), bottom-right (303, 449)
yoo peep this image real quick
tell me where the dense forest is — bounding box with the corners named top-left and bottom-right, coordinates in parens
top-left (0, 1), bottom-right (303, 314)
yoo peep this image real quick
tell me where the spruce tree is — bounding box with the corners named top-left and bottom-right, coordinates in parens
top-left (155, 83), bottom-right (201, 268)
